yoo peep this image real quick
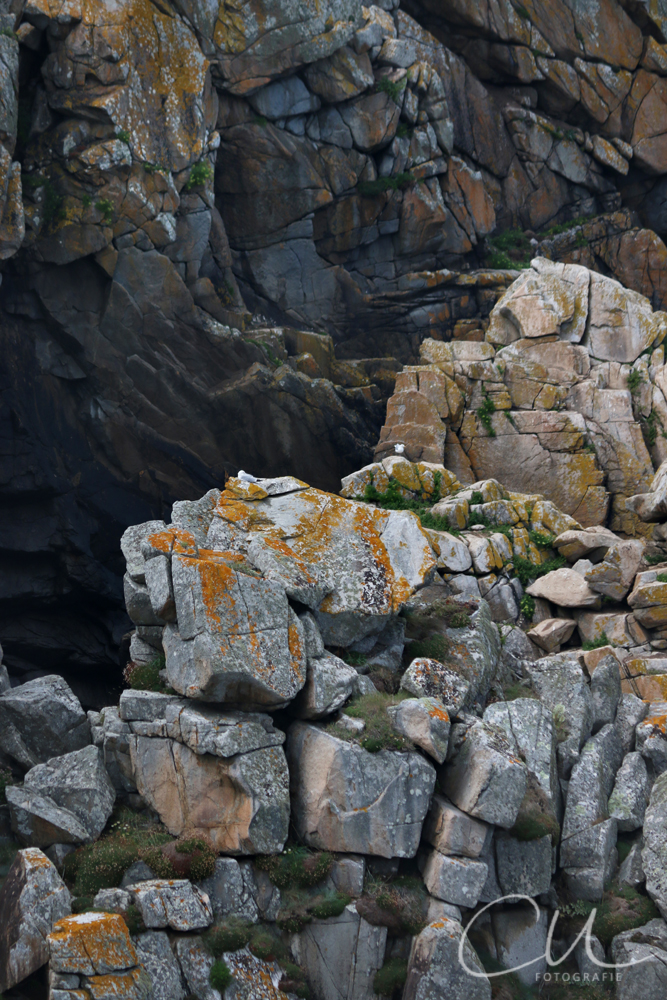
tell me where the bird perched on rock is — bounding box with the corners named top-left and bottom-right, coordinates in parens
top-left (394, 443), bottom-right (405, 454)
top-left (237, 470), bottom-right (259, 483)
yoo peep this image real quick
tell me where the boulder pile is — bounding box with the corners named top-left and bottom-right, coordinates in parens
top-left (3, 458), bottom-right (667, 997)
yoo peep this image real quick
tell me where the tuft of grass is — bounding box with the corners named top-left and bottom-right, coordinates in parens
top-left (592, 884), bottom-right (659, 947)
top-left (373, 958), bottom-right (408, 997)
top-left (358, 172), bottom-right (414, 197)
top-left (0, 767), bottom-right (14, 805)
top-left (254, 846), bottom-right (333, 889)
top-left (582, 631), bottom-right (610, 651)
top-left (143, 162), bottom-right (165, 174)
top-left (510, 773), bottom-right (560, 842)
top-left (185, 160), bottom-right (213, 190)
top-left (0, 26), bottom-right (17, 38)
top-left (43, 182), bottom-right (66, 225)
top-left (478, 394), bottom-right (496, 437)
top-left (123, 655), bottom-right (171, 692)
top-left (396, 123), bottom-right (411, 139)
top-left (541, 213), bottom-right (593, 237)
top-left (656, 572), bottom-right (667, 583)
top-left (279, 962), bottom-right (310, 999)
top-left (336, 691), bottom-right (413, 753)
top-left (520, 594), bottom-right (535, 620)
top-left (515, 3), bottom-right (530, 18)
top-left (115, 129), bottom-right (130, 143)
top-left (627, 369), bottom-right (644, 395)
top-left (528, 529), bottom-right (555, 549)
top-left (357, 874), bottom-right (428, 936)
top-left (470, 490), bottom-right (484, 505)
top-left (512, 553), bottom-right (566, 587)
top-left (645, 553), bottom-right (667, 566)
top-left (210, 960), bottom-right (233, 990)
top-left (311, 892), bottom-right (351, 919)
top-left (95, 198), bottom-right (114, 224)
top-left (341, 650), bottom-right (367, 667)
top-left (377, 76), bottom-right (406, 102)
top-left (204, 918), bottom-right (253, 957)
top-left (353, 474), bottom-right (451, 533)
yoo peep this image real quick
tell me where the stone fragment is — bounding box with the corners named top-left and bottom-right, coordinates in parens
top-left (492, 906), bottom-right (548, 987)
top-left (495, 833), bottom-right (552, 897)
top-left (49, 912), bottom-right (139, 975)
top-left (92, 887), bottom-right (131, 913)
top-left (400, 658), bottom-right (470, 714)
top-left (133, 931), bottom-right (186, 1000)
top-left (304, 46), bottom-right (374, 104)
top-left (528, 618), bottom-right (575, 652)
top-left (561, 725), bottom-right (623, 845)
top-left (0, 675), bottom-right (90, 769)
top-left (287, 723), bottom-right (435, 857)
top-left (562, 818), bottom-right (618, 901)
top-left (126, 879), bottom-right (213, 932)
top-left (441, 721), bottom-right (528, 828)
top-left (611, 920), bottom-right (667, 1000)
top-left (423, 795), bottom-right (489, 857)
top-left (7, 745), bottom-right (115, 848)
top-left (295, 653), bottom-right (358, 719)
top-left (130, 737), bottom-right (289, 855)
top-left (643, 771), bottom-right (667, 917)
top-left (196, 857), bottom-right (259, 923)
top-left (589, 653), bottom-right (622, 728)
top-left (387, 697), bottom-right (450, 763)
top-left (0, 848), bottom-right (71, 993)
top-left (587, 271), bottom-right (663, 364)
top-left (403, 918), bottom-right (491, 1000)
top-left (526, 568), bottom-right (599, 607)
top-left (609, 751), bottom-right (650, 831)
top-left (291, 904), bottom-right (386, 1000)
top-left (618, 841), bottom-right (645, 888)
top-left (173, 937), bottom-right (217, 1000)
top-left (249, 77), bottom-right (321, 120)
top-left (422, 850), bottom-right (488, 907)
top-left (483, 699), bottom-right (560, 806)
top-left (327, 855), bottom-right (365, 898)
top-left (526, 656), bottom-right (593, 777)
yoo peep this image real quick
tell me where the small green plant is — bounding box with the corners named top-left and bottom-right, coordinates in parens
top-left (95, 198), bottom-right (114, 224)
top-left (519, 594), bottom-right (535, 620)
top-left (528, 529), bottom-right (555, 549)
top-left (143, 162), bottom-right (164, 174)
top-left (514, 3), bottom-right (531, 18)
top-left (185, 160), bottom-right (213, 190)
top-left (115, 129), bottom-right (131, 143)
top-left (311, 892), bottom-right (351, 919)
top-left (340, 690), bottom-right (413, 753)
top-left (504, 411), bottom-right (517, 428)
top-left (341, 650), bottom-right (367, 668)
top-left (575, 28), bottom-right (585, 42)
top-left (358, 172), bottom-right (414, 197)
top-left (478, 394), bottom-right (496, 436)
top-left (396, 123), bottom-right (411, 139)
top-left (656, 572), bottom-right (667, 583)
top-left (627, 369), bottom-right (644, 395)
top-left (0, 26), bottom-right (17, 38)
top-left (642, 410), bottom-right (661, 448)
top-left (170, 836), bottom-right (217, 880)
top-left (408, 633), bottom-right (450, 662)
top-left (255, 846), bottom-right (333, 889)
top-left (210, 960), bottom-right (233, 990)
top-left (204, 918), bottom-right (253, 956)
top-left (592, 884), bottom-right (659, 946)
top-left (582, 631), bottom-right (611, 651)
top-left (541, 213), bottom-right (593, 237)
top-left (355, 476), bottom-right (450, 533)
top-left (0, 767), bottom-right (14, 804)
top-left (470, 490), bottom-right (484, 505)
top-left (373, 957), bottom-right (408, 997)
top-left (43, 182), bottom-right (66, 225)
top-left (279, 962), bottom-right (310, 999)
top-left (123, 655), bottom-right (170, 692)
top-left (645, 553), bottom-right (667, 566)
top-left (249, 929), bottom-right (282, 961)
top-left (377, 76), bottom-right (406, 102)
top-left (574, 232), bottom-right (588, 247)
top-left (552, 703), bottom-right (569, 742)
top-left (253, 115), bottom-right (268, 126)
top-left (357, 874), bottom-right (428, 936)
top-left (512, 553), bottom-right (566, 587)
top-left (82, 194), bottom-right (92, 208)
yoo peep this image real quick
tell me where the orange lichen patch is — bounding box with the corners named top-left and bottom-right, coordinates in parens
top-left (85, 968), bottom-right (152, 1000)
top-left (427, 703), bottom-right (450, 722)
top-left (196, 557), bottom-right (244, 633)
top-left (225, 479), bottom-right (270, 500)
top-left (49, 913), bottom-right (137, 976)
top-left (288, 618), bottom-right (306, 684)
top-left (23, 846), bottom-right (54, 870)
top-left (225, 948), bottom-right (290, 1000)
top-left (171, 530), bottom-right (198, 557)
top-left (624, 658), bottom-right (649, 677)
top-left (644, 713), bottom-right (667, 733)
top-left (146, 530), bottom-right (176, 555)
top-left (631, 675), bottom-right (667, 701)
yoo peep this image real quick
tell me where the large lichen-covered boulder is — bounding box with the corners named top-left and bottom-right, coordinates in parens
top-left (287, 722), bottom-right (436, 858)
top-left (0, 675), bottom-right (90, 769)
top-left (403, 918), bottom-right (491, 1000)
top-left (48, 912), bottom-right (152, 998)
top-left (0, 848), bottom-right (71, 994)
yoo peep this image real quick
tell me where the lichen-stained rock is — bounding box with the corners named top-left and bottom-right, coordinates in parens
top-left (7, 745), bottom-right (115, 848)
top-left (400, 658), bottom-right (470, 714)
top-left (609, 751), bottom-right (651, 831)
top-left (126, 879), bottom-right (213, 931)
top-left (422, 850), bottom-right (488, 907)
top-left (0, 143), bottom-right (23, 260)
top-left (0, 848), bottom-right (71, 994)
top-left (403, 917), bottom-right (491, 1000)
top-left (628, 570), bottom-right (667, 627)
top-left (287, 722), bottom-right (436, 858)
top-left (611, 920), bottom-right (667, 1000)
top-left (0, 675), bottom-right (90, 769)
top-left (292, 904), bottom-right (386, 1000)
top-left (486, 260), bottom-right (590, 345)
top-left (642, 771), bottom-right (667, 918)
top-left (423, 795), bottom-right (489, 858)
top-left (628, 458), bottom-right (667, 521)
top-left (483, 699), bottom-right (560, 808)
top-left (586, 271), bottom-right (667, 363)
top-left (560, 725), bottom-right (623, 847)
top-left (294, 652), bottom-right (358, 719)
top-left (525, 656), bottom-right (594, 778)
top-left (440, 721), bottom-right (528, 829)
top-left (130, 736), bottom-right (289, 854)
top-left (49, 911), bottom-right (139, 975)
top-left (495, 833), bottom-right (552, 897)
top-left (133, 931), bottom-right (186, 1000)
top-left (526, 567), bottom-right (600, 608)
top-left (387, 697), bottom-right (450, 764)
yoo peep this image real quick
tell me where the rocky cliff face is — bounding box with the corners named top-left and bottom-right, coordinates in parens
top-left (5, 0), bottom-right (667, 692)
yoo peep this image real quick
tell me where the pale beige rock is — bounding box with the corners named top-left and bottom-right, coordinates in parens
top-left (586, 272), bottom-right (665, 364)
top-left (526, 568), bottom-right (600, 608)
top-left (487, 260), bottom-right (589, 344)
top-left (528, 617), bottom-right (576, 653)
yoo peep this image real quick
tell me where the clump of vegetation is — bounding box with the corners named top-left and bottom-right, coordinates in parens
top-left (96, 198), bottom-right (114, 224)
top-left (43, 181), bottom-right (66, 225)
top-left (0, 767), bottom-right (14, 804)
top-left (210, 960), bottom-right (233, 991)
top-left (341, 650), bottom-right (368, 668)
top-left (528, 529), bottom-right (556, 549)
top-left (627, 369), bottom-right (644, 395)
top-left (592, 884), bottom-right (659, 946)
top-left (122, 903), bottom-right (145, 936)
top-left (279, 962), bottom-right (310, 999)
top-left (486, 228), bottom-right (533, 269)
top-left (255, 846), bottom-right (333, 889)
top-left (358, 172), bottom-right (414, 197)
top-left (510, 772), bottom-right (560, 842)
top-left (519, 594), bottom-right (535, 620)
top-left (275, 887), bottom-right (352, 933)
top-left (160, 836), bottom-right (216, 880)
top-left (63, 807), bottom-right (172, 896)
top-left (512, 553), bottom-right (566, 587)
top-left (357, 875), bottom-right (428, 936)
top-left (396, 123), bottom-right (411, 139)
top-left (373, 958), bottom-right (408, 998)
top-left (115, 128), bottom-right (131, 143)
top-left (656, 572), bottom-right (667, 583)
top-left (478, 394), bottom-right (496, 436)
top-left (204, 917), bottom-right (253, 956)
top-left (541, 213), bottom-right (593, 237)
top-left (646, 553), bottom-right (667, 566)
top-left (185, 160), bottom-right (213, 190)
top-left (123, 654), bottom-right (172, 693)
top-left (249, 927), bottom-right (285, 961)
top-left (552, 703), bottom-right (569, 743)
top-left (354, 474), bottom-right (451, 533)
top-left (582, 631), bottom-right (611, 651)
top-left (327, 691), bottom-right (412, 752)
top-left (253, 115), bottom-right (268, 126)
top-left (144, 162), bottom-right (165, 175)
top-left (470, 490), bottom-right (484, 505)
top-left (376, 76), bottom-right (406, 102)
top-left (500, 681), bottom-right (539, 702)
top-left (408, 633), bottom-right (450, 662)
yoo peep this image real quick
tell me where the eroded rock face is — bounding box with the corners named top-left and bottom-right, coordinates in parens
top-left (0, 675), bottom-right (90, 769)
top-left (287, 722), bottom-right (436, 857)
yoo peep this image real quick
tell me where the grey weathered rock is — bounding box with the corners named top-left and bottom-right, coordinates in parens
top-left (423, 795), bottom-right (489, 858)
top-left (643, 771), bottom-right (667, 918)
top-left (636, 713), bottom-right (667, 775)
top-left (483, 698), bottom-right (560, 807)
top-left (0, 848), bottom-right (71, 993)
top-left (615, 692), bottom-right (649, 753)
top-left (589, 654), bottom-right (622, 729)
top-left (327, 855), bottom-right (365, 898)
top-left (611, 919), bottom-right (667, 1000)
top-left (130, 736), bottom-right (290, 855)
top-left (0, 676), bottom-right (90, 769)
top-left (387, 697), bottom-right (450, 763)
top-left (126, 879), bottom-right (213, 931)
top-left (120, 861), bottom-right (156, 888)
top-left (400, 658), bottom-right (470, 715)
top-left (495, 833), bottom-right (553, 897)
top-left (440, 721), bottom-right (528, 829)
top-left (498, 626), bottom-right (539, 677)
top-left (562, 818), bottom-right (618, 901)
top-left (619, 841), bottom-right (645, 888)
top-left (174, 937), bottom-right (219, 1000)
top-left (574, 933), bottom-right (605, 980)
top-left (526, 656), bottom-right (594, 777)
top-left (294, 652), bottom-right (358, 719)
top-left (92, 887), bottom-right (131, 913)
top-left (197, 858), bottom-right (259, 923)
top-left (403, 918), bottom-right (491, 1000)
top-left (422, 849), bottom-right (488, 907)
top-left (526, 567), bottom-right (600, 607)
top-left (492, 905), bottom-right (548, 987)
top-left (134, 931), bottom-right (186, 1000)
top-left (609, 752), bottom-right (650, 831)
top-left (561, 725), bottom-right (623, 844)
top-left (7, 745), bottom-right (115, 847)
top-left (288, 722), bottom-right (435, 857)
top-left (292, 904), bottom-right (386, 1000)
top-left (99, 706), bottom-right (137, 796)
